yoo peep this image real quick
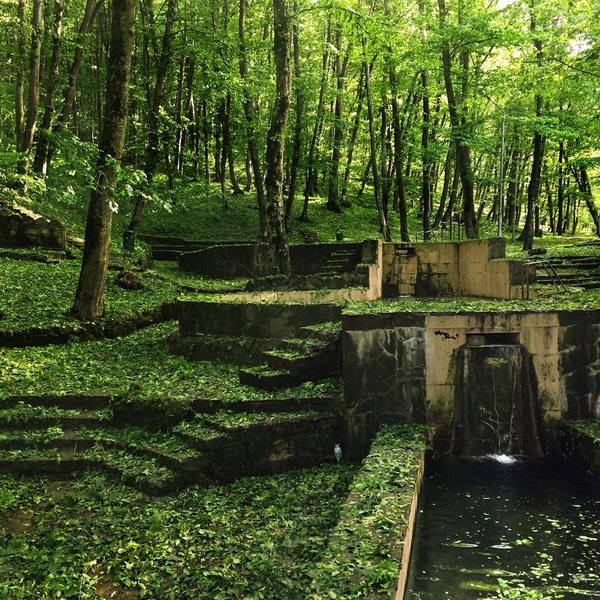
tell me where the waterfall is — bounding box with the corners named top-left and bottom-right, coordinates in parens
top-left (450, 343), bottom-right (544, 457)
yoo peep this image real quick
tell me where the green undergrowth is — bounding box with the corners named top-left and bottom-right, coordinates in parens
top-left (0, 323), bottom-right (342, 408)
top-left (207, 410), bottom-right (318, 430)
top-left (569, 420), bottom-right (600, 440)
top-left (505, 234), bottom-right (600, 260)
top-left (0, 256), bottom-right (178, 334)
top-left (310, 424), bottom-right (427, 599)
top-left (344, 292), bottom-right (600, 315)
top-left (0, 464), bottom-right (356, 598)
top-left (149, 261), bottom-right (249, 292)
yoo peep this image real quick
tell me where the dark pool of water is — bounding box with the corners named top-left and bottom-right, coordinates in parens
top-left (405, 456), bottom-right (600, 599)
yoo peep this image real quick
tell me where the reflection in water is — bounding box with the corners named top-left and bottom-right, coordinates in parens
top-left (406, 456), bottom-right (600, 599)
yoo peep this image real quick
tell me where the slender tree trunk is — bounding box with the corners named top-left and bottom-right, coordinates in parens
top-left (437, 0), bottom-right (478, 238)
top-left (433, 144), bottom-right (453, 229)
top-left (340, 69), bottom-right (365, 208)
top-left (265, 0), bottom-right (292, 274)
top-left (285, 0), bottom-right (304, 223)
top-left (421, 70), bottom-right (431, 240)
top-left (72, 0), bottom-right (136, 320)
top-left (239, 0), bottom-right (267, 236)
top-left (33, 0), bottom-right (65, 175)
top-left (364, 59), bottom-right (390, 241)
top-left (15, 0), bottom-right (26, 148)
top-left (326, 25), bottom-right (349, 213)
top-left (522, 9), bottom-right (544, 251)
top-left (557, 140), bottom-right (565, 235)
top-left (573, 165), bottom-right (600, 237)
top-left (17, 0), bottom-right (44, 175)
top-left (129, 0), bottom-right (177, 233)
top-left (301, 15), bottom-right (331, 220)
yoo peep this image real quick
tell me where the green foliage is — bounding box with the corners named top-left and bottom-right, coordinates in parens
top-left (0, 323), bottom-right (342, 405)
top-left (310, 424), bottom-right (427, 599)
top-left (0, 256), bottom-right (177, 334)
top-left (0, 465), bottom-right (356, 598)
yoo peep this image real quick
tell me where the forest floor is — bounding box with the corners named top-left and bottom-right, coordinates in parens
top-left (1, 183), bottom-right (599, 598)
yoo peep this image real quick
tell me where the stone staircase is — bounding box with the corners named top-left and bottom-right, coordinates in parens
top-left (316, 247), bottom-right (361, 276)
top-left (534, 254), bottom-right (600, 290)
top-left (0, 394), bottom-right (341, 495)
top-left (239, 322), bottom-right (342, 390)
top-left (138, 235), bottom-right (244, 261)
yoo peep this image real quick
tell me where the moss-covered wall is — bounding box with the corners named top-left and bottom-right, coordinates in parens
top-left (559, 311), bottom-right (600, 419)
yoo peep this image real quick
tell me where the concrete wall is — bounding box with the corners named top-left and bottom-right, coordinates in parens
top-left (424, 313), bottom-right (561, 430)
top-left (559, 311), bottom-right (600, 419)
top-left (176, 300), bottom-right (341, 339)
top-left (179, 241), bottom-right (363, 278)
top-left (342, 313), bottom-right (427, 452)
top-left (340, 309), bottom-right (591, 454)
top-left (382, 238), bottom-right (535, 300)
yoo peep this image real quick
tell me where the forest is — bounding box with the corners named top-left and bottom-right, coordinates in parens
top-left (1, 1), bottom-right (600, 598)
top-left (1, 0), bottom-right (599, 268)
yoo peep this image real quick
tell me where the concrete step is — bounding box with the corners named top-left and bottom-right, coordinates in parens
top-left (238, 366), bottom-right (322, 390)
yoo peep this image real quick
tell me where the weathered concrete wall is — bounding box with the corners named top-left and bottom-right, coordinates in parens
top-left (382, 238), bottom-right (535, 300)
top-left (179, 241), bottom-right (363, 278)
top-left (0, 202), bottom-right (66, 250)
top-left (425, 313), bottom-right (561, 429)
top-left (559, 311), bottom-right (600, 419)
top-left (176, 300), bottom-right (341, 338)
top-left (179, 244), bottom-right (272, 278)
top-left (342, 313), bottom-right (427, 452)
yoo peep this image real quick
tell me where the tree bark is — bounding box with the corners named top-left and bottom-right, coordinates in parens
top-left (326, 25), bottom-right (350, 213)
top-left (437, 0), bottom-right (478, 238)
top-left (285, 1), bottom-right (304, 223)
top-left (239, 0), bottom-right (267, 237)
top-left (364, 59), bottom-right (390, 241)
top-left (265, 0), bottom-right (292, 274)
top-left (522, 8), bottom-right (544, 251)
top-left (33, 0), bottom-right (65, 175)
top-left (17, 0), bottom-right (44, 174)
top-left (300, 15), bottom-right (332, 220)
top-left (15, 0), bottom-right (26, 148)
top-left (72, 0), bottom-right (136, 320)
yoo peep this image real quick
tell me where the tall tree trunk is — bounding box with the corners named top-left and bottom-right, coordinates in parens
top-left (239, 0), bottom-right (267, 237)
top-left (522, 8), bottom-right (544, 251)
top-left (421, 69), bottom-right (431, 240)
top-left (340, 69), bottom-right (365, 208)
top-left (300, 15), bottom-right (331, 220)
top-left (364, 59), bottom-right (390, 241)
top-left (437, 0), bottom-right (478, 238)
top-left (72, 0), bottom-right (136, 320)
top-left (129, 0), bottom-right (177, 233)
top-left (15, 0), bottom-right (26, 148)
top-left (573, 165), bottom-right (600, 237)
top-left (17, 0), bottom-right (44, 175)
top-left (433, 144), bottom-right (453, 229)
top-left (285, 0), bottom-right (304, 223)
top-left (557, 140), bottom-right (565, 235)
top-left (326, 25), bottom-right (349, 213)
top-left (33, 0), bottom-right (65, 175)
top-left (265, 0), bottom-right (292, 274)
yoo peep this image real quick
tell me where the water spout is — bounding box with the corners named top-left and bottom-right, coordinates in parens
top-left (450, 343), bottom-right (544, 457)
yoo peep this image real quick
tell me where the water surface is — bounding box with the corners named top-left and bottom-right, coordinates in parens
top-left (406, 456), bottom-right (600, 598)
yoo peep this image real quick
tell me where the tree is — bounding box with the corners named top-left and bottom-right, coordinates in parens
top-left (264, 0), bottom-right (292, 275)
top-left (72, 0), bottom-right (136, 320)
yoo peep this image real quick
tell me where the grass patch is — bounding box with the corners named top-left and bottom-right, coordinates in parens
top-left (0, 257), bottom-right (178, 334)
top-left (0, 464), bottom-right (356, 598)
